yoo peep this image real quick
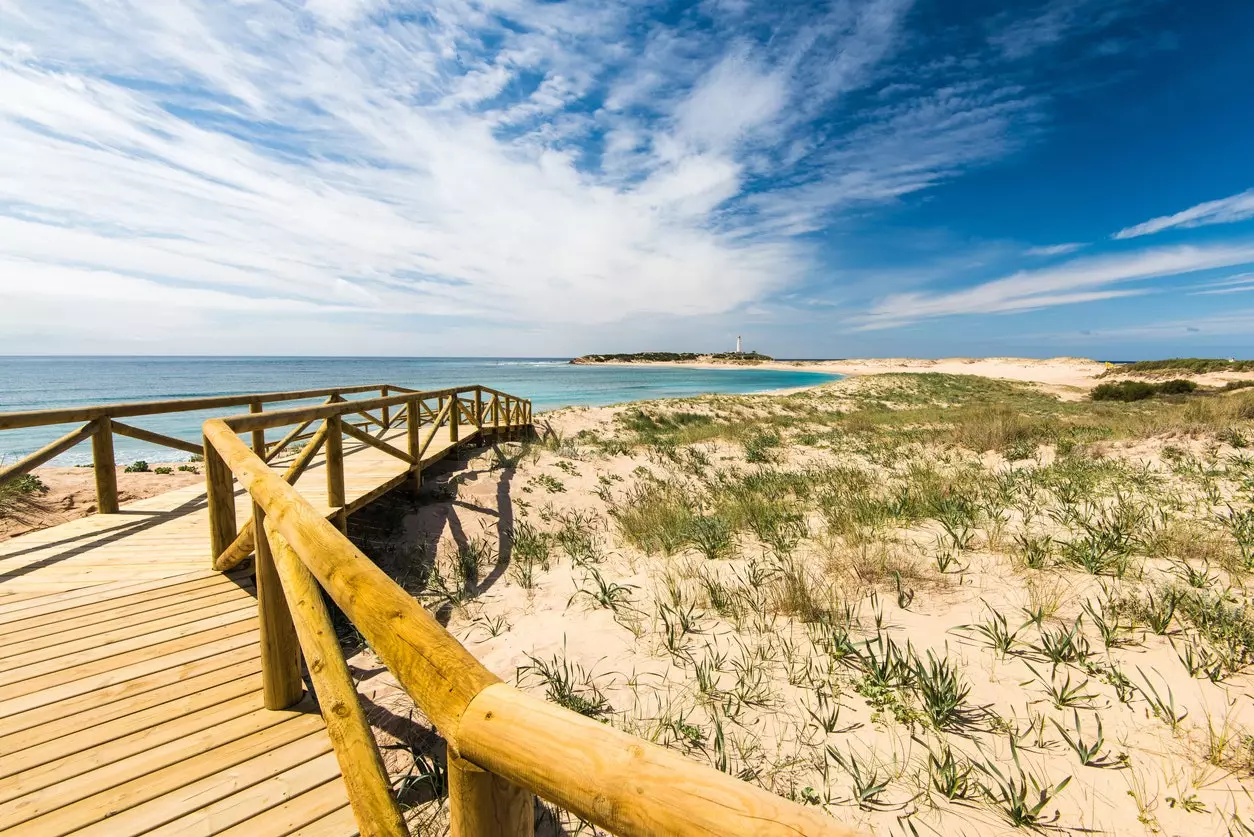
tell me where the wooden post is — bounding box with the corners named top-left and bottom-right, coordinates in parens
top-left (475, 387), bottom-right (484, 428)
top-left (268, 525), bottom-right (408, 837)
top-left (326, 413), bottom-right (346, 531)
top-left (450, 392), bottom-right (460, 444)
top-left (255, 504), bottom-right (303, 709)
top-left (380, 386), bottom-right (390, 430)
top-left (91, 417), bottom-right (119, 514)
top-left (449, 750), bottom-right (534, 837)
top-left (492, 395), bottom-right (500, 436)
top-left (204, 439), bottom-right (237, 562)
top-left (407, 398), bottom-right (423, 497)
top-left (249, 399), bottom-right (265, 455)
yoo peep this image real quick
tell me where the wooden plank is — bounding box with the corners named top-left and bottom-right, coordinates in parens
top-left (0, 596), bottom-right (252, 667)
top-left (0, 574), bottom-right (217, 621)
top-left (1, 585), bottom-right (250, 650)
top-left (0, 645), bottom-right (260, 738)
top-left (0, 677), bottom-right (263, 779)
top-left (0, 711), bottom-right (326, 834)
top-left (69, 737), bottom-right (338, 837)
top-left (288, 802), bottom-right (361, 837)
top-left (0, 694), bottom-right (271, 807)
top-left (0, 627), bottom-right (259, 713)
top-left (0, 608), bottom-right (256, 689)
top-left (213, 780), bottom-right (353, 837)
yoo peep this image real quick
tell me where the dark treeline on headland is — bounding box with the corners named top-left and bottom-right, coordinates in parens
top-left (571, 351), bottom-right (773, 364)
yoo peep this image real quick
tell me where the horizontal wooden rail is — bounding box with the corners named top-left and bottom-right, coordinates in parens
top-left (202, 407), bottom-right (848, 837)
top-left (220, 387), bottom-right (484, 433)
top-left (0, 383), bottom-right (389, 430)
top-left (0, 420), bottom-right (98, 485)
top-left (110, 421), bottom-right (203, 456)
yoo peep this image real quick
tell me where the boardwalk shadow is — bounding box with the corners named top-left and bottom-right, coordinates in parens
top-left (343, 442), bottom-right (520, 629)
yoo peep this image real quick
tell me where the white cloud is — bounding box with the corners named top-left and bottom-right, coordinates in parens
top-left (0, 0), bottom-right (1140, 352)
top-left (1025, 242), bottom-right (1085, 256)
top-left (859, 242), bottom-right (1254, 329)
top-left (1114, 188), bottom-right (1254, 239)
top-left (1191, 272), bottom-right (1254, 295)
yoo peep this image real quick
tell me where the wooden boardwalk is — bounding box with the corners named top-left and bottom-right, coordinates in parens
top-left (0, 426), bottom-right (475, 836)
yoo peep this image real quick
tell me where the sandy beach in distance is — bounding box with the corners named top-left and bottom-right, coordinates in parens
top-left (575, 355), bottom-right (1254, 395)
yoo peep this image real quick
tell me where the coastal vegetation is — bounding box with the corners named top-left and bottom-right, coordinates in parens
top-left (1105, 357), bottom-right (1254, 376)
top-left (368, 370), bottom-right (1254, 835)
top-left (1090, 378), bottom-right (1197, 401)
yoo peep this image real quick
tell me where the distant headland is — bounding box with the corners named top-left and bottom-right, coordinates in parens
top-left (570, 351), bottom-right (773, 365)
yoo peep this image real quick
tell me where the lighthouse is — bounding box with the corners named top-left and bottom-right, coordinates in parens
top-left (735, 335), bottom-right (742, 354)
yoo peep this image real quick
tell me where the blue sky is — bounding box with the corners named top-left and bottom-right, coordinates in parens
top-left (1, 0), bottom-right (1252, 359)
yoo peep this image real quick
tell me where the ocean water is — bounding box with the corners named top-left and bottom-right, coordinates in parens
top-left (0, 357), bottom-right (838, 464)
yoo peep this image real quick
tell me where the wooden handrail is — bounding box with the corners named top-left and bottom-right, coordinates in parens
top-left (267, 522), bottom-right (408, 837)
top-left (201, 407), bottom-right (850, 837)
top-left (110, 421), bottom-right (203, 457)
top-left (214, 420), bottom-right (332, 571)
top-left (0, 383), bottom-right (389, 430)
top-left (0, 420), bottom-right (98, 485)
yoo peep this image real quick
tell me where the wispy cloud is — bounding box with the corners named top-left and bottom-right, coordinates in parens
top-left (1191, 272), bottom-right (1254, 295)
top-left (1113, 188), bottom-right (1254, 239)
top-left (0, 0), bottom-right (1174, 352)
top-left (859, 242), bottom-right (1254, 329)
top-left (1026, 242), bottom-right (1085, 256)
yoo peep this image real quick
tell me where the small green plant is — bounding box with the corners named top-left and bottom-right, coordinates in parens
top-left (974, 737), bottom-right (1072, 829)
top-left (1031, 618), bottom-right (1092, 667)
top-left (924, 741), bottom-right (978, 801)
top-left (1014, 532), bottom-right (1054, 569)
top-left (743, 430), bottom-right (781, 463)
top-left (958, 604), bottom-right (1022, 658)
top-left (154, 466), bottom-right (172, 475)
top-left (529, 474), bottom-right (566, 493)
top-left (913, 649), bottom-right (974, 730)
top-left (124, 460), bottom-right (150, 473)
top-left (1135, 667), bottom-right (1188, 732)
top-left (826, 745), bottom-right (889, 811)
top-left (1027, 663), bottom-right (1100, 710)
top-left (1051, 710), bottom-right (1120, 768)
top-left (569, 568), bottom-right (636, 612)
top-left (518, 651), bottom-right (612, 719)
top-left (0, 472), bottom-right (49, 517)
top-left (686, 515), bottom-right (734, 561)
top-left (176, 464), bottom-right (199, 474)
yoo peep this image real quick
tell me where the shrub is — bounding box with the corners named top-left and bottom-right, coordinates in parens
top-left (124, 460), bottom-right (150, 473)
top-left (0, 473), bottom-right (49, 518)
top-left (1091, 381), bottom-right (1156, 402)
top-left (154, 466), bottom-right (173, 475)
top-left (1155, 378), bottom-right (1197, 395)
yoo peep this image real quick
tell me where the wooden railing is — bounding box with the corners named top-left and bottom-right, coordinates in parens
top-left (0, 383), bottom-right (404, 513)
top-left (205, 385), bottom-right (532, 571)
top-left (202, 392), bottom-right (852, 837)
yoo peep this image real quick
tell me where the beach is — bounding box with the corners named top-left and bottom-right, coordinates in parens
top-left (5, 358), bottom-right (1254, 836)
top-left (346, 361), bottom-right (1254, 835)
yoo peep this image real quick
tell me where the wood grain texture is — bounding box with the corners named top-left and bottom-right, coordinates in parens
top-left (269, 526), bottom-right (406, 837)
top-left (458, 683), bottom-right (858, 837)
top-left (449, 750), bottom-right (533, 837)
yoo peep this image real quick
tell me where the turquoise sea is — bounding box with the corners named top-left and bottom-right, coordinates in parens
top-left (0, 357), bottom-right (838, 464)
